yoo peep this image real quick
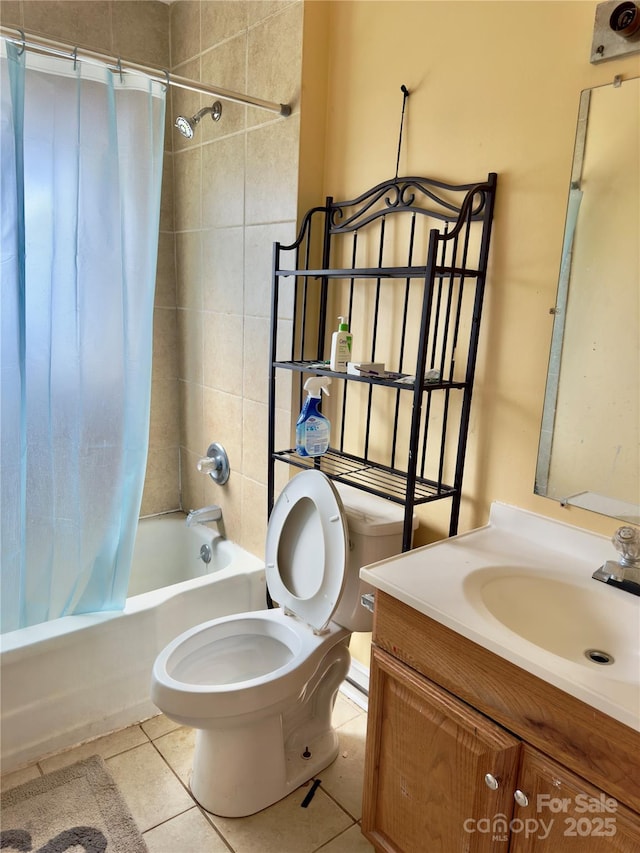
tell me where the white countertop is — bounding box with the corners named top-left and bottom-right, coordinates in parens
top-left (360, 502), bottom-right (640, 731)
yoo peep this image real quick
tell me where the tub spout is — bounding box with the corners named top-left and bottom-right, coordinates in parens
top-left (186, 505), bottom-right (225, 538)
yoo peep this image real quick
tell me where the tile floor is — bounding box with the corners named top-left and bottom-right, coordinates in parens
top-left (1, 690), bottom-right (375, 853)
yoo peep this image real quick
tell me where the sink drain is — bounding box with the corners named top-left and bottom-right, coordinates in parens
top-left (584, 648), bottom-right (614, 665)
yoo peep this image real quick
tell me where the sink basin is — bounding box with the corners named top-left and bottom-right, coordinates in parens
top-left (463, 567), bottom-right (639, 682)
top-left (360, 502), bottom-right (640, 729)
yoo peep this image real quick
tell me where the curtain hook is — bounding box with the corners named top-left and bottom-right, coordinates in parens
top-left (116, 56), bottom-right (124, 83)
top-left (162, 68), bottom-right (170, 93)
top-left (16, 28), bottom-right (26, 56)
top-left (72, 46), bottom-right (78, 70)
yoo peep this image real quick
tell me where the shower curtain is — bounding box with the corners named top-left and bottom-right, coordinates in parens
top-left (0, 40), bottom-right (166, 631)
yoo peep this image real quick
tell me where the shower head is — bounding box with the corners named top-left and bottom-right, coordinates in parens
top-left (174, 100), bottom-right (223, 139)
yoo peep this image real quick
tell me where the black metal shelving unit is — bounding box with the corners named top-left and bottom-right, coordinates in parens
top-left (267, 174), bottom-right (497, 551)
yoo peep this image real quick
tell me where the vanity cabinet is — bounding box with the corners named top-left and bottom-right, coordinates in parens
top-left (362, 592), bottom-right (640, 852)
top-left (267, 174), bottom-right (497, 546)
top-left (510, 747), bottom-right (640, 852)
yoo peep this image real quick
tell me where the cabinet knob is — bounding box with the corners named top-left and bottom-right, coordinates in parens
top-left (484, 773), bottom-right (500, 790)
top-left (514, 789), bottom-right (529, 807)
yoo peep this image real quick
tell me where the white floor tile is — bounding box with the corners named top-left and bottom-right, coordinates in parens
top-left (153, 725), bottom-right (196, 785)
top-left (144, 806), bottom-right (229, 853)
top-left (0, 764), bottom-right (41, 792)
top-left (316, 823), bottom-right (376, 852)
top-left (141, 713), bottom-right (181, 741)
top-left (106, 742), bottom-right (193, 832)
top-left (319, 712), bottom-right (368, 820)
top-left (209, 785), bottom-right (352, 853)
top-left (38, 725), bottom-right (149, 774)
top-left (1, 692), bottom-right (371, 852)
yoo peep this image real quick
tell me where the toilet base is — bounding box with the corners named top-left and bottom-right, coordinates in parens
top-left (190, 640), bottom-right (351, 817)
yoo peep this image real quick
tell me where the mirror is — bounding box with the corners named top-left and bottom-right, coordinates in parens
top-left (536, 76), bottom-right (639, 524)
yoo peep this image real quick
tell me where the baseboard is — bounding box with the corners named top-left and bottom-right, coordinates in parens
top-left (340, 658), bottom-right (369, 712)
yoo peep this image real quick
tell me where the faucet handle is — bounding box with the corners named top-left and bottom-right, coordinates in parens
top-left (612, 526), bottom-right (640, 566)
top-left (196, 442), bottom-right (230, 485)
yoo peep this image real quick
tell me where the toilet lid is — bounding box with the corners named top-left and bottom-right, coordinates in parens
top-left (265, 470), bottom-right (348, 632)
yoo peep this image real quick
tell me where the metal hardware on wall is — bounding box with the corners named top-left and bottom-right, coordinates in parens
top-left (591, 1), bottom-right (640, 63)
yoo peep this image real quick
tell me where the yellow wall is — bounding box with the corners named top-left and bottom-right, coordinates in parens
top-left (309, 0), bottom-right (638, 542)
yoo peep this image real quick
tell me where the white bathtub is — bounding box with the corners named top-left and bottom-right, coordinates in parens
top-left (0, 513), bottom-right (265, 773)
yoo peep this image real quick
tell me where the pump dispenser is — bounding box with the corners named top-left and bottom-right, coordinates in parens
top-left (329, 317), bottom-right (352, 372)
top-left (296, 377), bottom-right (331, 457)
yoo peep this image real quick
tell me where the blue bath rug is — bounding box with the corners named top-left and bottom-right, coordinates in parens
top-left (0, 755), bottom-right (148, 853)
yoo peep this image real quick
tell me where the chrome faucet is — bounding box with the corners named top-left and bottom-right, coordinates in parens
top-left (592, 525), bottom-right (640, 596)
top-left (186, 505), bottom-right (225, 538)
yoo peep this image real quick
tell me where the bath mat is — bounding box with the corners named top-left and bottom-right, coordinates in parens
top-left (0, 754), bottom-right (148, 853)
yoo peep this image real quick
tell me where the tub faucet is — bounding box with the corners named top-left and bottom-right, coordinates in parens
top-left (592, 525), bottom-right (640, 597)
top-left (186, 505), bottom-right (225, 538)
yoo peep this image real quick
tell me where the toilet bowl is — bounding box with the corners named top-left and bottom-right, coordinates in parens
top-left (151, 469), bottom-right (415, 817)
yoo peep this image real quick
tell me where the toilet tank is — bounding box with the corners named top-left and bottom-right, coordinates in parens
top-left (331, 484), bottom-right (418, 632)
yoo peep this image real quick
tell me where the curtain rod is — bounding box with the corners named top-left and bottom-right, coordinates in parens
top-left (0, 26), bottom-right (291, 117)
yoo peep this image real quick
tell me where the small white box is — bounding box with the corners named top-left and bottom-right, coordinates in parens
top-left (346, 362), bottom-right (385, 376)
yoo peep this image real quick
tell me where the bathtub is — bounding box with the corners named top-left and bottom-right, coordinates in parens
top-left (0, 513), bottom-right (265, 773)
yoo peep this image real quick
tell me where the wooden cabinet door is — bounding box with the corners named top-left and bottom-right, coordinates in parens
top-left (509, 745), bottom-right (640, 852)
top-left (362, 647), bottom-right (521, 853)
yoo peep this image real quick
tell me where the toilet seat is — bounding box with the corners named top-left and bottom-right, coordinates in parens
top-left (265, 470), bottom-right (348, 632)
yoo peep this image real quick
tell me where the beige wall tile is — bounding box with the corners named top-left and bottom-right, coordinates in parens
top-left (242, 315), bottom-right (269, 404)
top-left (154, 231), bottom-right (177, 309)
top-left (203, 312), bottom-right (243, 394)
top-left (141, 448), bottom-right (180, 516)
top-left (0, 2), bottom-right (23, 28)
top-left (246, 0), bottom-right (295, 28)
top-left (180, 445), bottom-right (205, 511)
top-left (200, 34), bottom-right (247, 138)
top-left (244, 222), bottom-right (296, 319)
top-left (201, 0), bottom-right (247, 46)
top-left (159, 154), bottom-right (175, 232)
top-left (246, 1), bottom-right (302, 128)
top-left (175, 230), bottom-right (203, 310)
top-left (148, 379), bottom-right (180, 450)
top-left (201, 135), bottom-right (245, 228)
top-left (180, 378), bottom-right (204, 455)
top-left (169, 0), bottom-right (201, 68)
top-left (173, 147), bottom-right (202, 231)
top-left (245, 114), bottom-right (300, 225)
top-left (170, 58), bottom-right (201, 153)
top-left (22, 1), bottom-right (111, 51)
top-left (177, 307), bottom-right (203, 384)
top-left (239, 476), bottom-right (267, 557)
top-left (202, 226), bottom-right (244, 315)
top-left (151, 306), bottom-right (178, 382)
top-left (203, 387), bottom-right (243, 477)
top-left (242, 398), bottom-right (268, 483)
top-left (112, 1), bottom-right (170, 68)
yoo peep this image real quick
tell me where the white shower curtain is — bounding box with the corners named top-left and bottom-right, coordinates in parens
top-left (0, 40), bottom-right (166, 631)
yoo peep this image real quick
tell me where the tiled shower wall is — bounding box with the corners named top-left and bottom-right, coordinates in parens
top-left (167, 0), bottom-right (301, 556)
top-left (1, 0), bottom-right (302, 557)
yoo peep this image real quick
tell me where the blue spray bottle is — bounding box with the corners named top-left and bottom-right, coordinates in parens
top-left (295, 377), bottom-right (331, 457)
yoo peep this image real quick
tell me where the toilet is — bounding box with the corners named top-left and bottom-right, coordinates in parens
top-left (150, 469), bottom-right (416, 817)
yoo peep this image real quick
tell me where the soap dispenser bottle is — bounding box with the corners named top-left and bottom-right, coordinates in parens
top-left (295, 377), bottom-right (331, 457)
top-left (329, 317), bottom-right (352, 372)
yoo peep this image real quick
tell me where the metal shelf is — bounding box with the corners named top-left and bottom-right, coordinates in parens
top-left (267, 174), bottom-right (498, 548)
top-left (275, 265), bottom-right (481, 280)
top-left (272, 360), bottom-right (467, 392)
top-left (271, 449), bottom-right (456, 505)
